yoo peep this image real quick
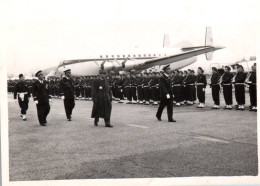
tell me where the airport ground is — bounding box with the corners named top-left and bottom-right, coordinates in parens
top-left (8, 88), bottom-right (257, 181)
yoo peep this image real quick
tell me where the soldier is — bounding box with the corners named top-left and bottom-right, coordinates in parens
top-left (247, 63), bottom-right (257, 111)
top-left (136, 73), bottom-right (145, 104)
top-left (183, 70), bottom-right (188, 104)
top-left (233, 65), bottom-right (247, 110)
top-left (221, 66), bottom-right (234, 109)
top-left (210, 67), bottom-right (221, 109)
top-left (173, 70), bottom-right (183, 106)
top-left (14, 74), bottom-right (31, 120)
top-left (184, 70), bottom-right (193, 105)
top-left (60, 69), bottom-right (75, 121)
top-left (156, 65), bottom-right (176, 122)
top-left (150, 72), bottom-right (160, 105)
top-left (91, 70), bottom-right (113, 127)
top-left (116, 75), bottom-right (124, 103)
top-left (196, 67), bottom-right (207, 108)
top-left (74, 77), bottom-right (80, 100)
top-left (32, 71), bottom-right (52, 126)
top-left (124, 73), bottom-right (132, 104)
top-left (143, 73), bottom-right (153, 105)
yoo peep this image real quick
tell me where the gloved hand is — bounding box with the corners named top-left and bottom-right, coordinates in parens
top-left (61, 96), bottom-right (65, 100)
top-left (34, 100), bottom-right (38, 104)
top-left (166, 94), bottom-right (170, 99)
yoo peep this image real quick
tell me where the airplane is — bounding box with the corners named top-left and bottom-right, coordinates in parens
top-left (54, 27), bottom-right (224, 76)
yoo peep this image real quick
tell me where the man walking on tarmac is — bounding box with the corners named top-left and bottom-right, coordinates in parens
top-left (156, 65), bottom-right (176, 122)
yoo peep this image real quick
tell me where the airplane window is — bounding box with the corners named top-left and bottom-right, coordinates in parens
top-left (165, 54), bottom-right (166, 56)
top-left (112, 55), bottom-right (114, 58)
top-left (123, 55), bottom-right (125, 57)
top-left (133, 55), bottom-right (136, 57)
top-left (139, 54), bottom-right (141, 57)
top-left (149, 54), bottom-right (151, 57)
top-left (128, 54), bottom-right (131, 57)
top-left (154, 54), bottom-right (156, 57)
top-left (106, 55), bottom-right (108, 58)
top-left (100, 55), bottom-right (103, 58)
top-left (144, 54), bottom-right (146, 57)
top-left (159, 54), bottom-right (161, 56)
top-left (117, 55), bottom-right (120, 58)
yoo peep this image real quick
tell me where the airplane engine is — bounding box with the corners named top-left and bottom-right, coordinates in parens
top-left (102, 61), bottom-right (121, 72)
top-left (122, 60), bottom-right (144, 71)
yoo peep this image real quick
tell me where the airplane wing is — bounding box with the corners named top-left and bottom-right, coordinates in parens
top-left (134, 46), bottom-right (224, 70)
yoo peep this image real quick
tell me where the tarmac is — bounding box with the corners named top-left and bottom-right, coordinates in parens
top-left (8, 88), bottom-right (257, 181)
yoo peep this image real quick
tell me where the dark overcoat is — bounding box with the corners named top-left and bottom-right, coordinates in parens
top-left (59, 77), bottom-right (75, 99)
top-left (91, 78), bottom-right (112, 120)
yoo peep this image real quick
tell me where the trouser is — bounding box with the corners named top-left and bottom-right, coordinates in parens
top-left (117, 87), bottom-right (124, 100)
top-left (131, 87), bottom-right (137, 101)
top-left (75, 87), bottom-right (80, 97)
top-left (18, 98), bottom-right (29, 114)
top-left (80, 86), bottom-right (84, 97)
top-left (223, 85), bottom-right (233, 105)
top-left (36, 102), bottom-right (50, 125)
top-left (126, 87), bottom-right (132, 101)
top-left (172, 86), bottom-right (177, 101)
top-left (151, 87), bottom-right (159, 102)
top-left (197, 85), bottom-right (205, 103)
top-left (143, 87), bottom-right (151, 102)
top-left (235, 84), bottom-right (245, 105)
top-left (156, 98), bottom-right (173, 120)
top-left (64, 99), bottom-right (75, 119)
top-left (249, 85), bottom-right (257, 107)
top-left (50, 86), bottom-right (54, 97)
top-left (84, 87), bottom-right (88, 98)
top-left (183, 86), bottom-right (188, 101)
top-left (112, 86), bottom-right (117, 98)
top-left (137, 86), bottom-right (144, 101)
top-left (186, 85), bottom-right (194, 101)
top-left (174, 86), bottom-right (183, 102)
top-left (193, 86), bottom-right (196, 101)
top-left (211, 84), bottom-right (220, 105)
top-left (95, 116), bottom-right (110, 125)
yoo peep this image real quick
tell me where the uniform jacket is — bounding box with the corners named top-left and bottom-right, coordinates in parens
top-left (210, 72), bottom-right (220, 85)
top-left (91, 78), bottom-right (112, 119)
top-left (159, 73), bottom-right (174, 100)
top-left (14, 81), bottom-right (31, 100)
top-left (59, 77), bottom-right (75, 99)
top-left (249, 71), bottom-right (256, 84)
top-left (32, 80), bottom-right (51, 104)
top-left (221, 72), bottom-right (233, 84)
top-left (196, 74), bottom-right (207, 88)
top-left (234, 72), bottom-right (247, 83)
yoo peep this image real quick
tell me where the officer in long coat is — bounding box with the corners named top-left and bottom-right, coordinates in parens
top-left (91, 69), bottom-right (113, 127)
top-left (32, 70), bottom-right (51, 126)
top-left (14, 74), bottom-right (31, 120)
top-left (60, 69), bottom-right (75, 121)
top-left (156, 65), bottom-right (176, 122)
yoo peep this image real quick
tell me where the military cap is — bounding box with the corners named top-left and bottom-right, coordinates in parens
top-left (198, 67), bottom-right (203, 71)
top-left (19, 74), bottom-right (23, 78)
top-left (35, 70), bottom-right (42, 77)
top-left (212, 67), bottom-right (217, 71)
top-left (162, 64), bottom-right (170, 71)
top-left (237, 65), bottom-right (244, 70)
top-left (64, 69), bottom-right (71, 73)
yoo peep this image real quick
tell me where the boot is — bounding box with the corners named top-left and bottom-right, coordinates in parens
top-left (105, 120), bottom-right (113, 127)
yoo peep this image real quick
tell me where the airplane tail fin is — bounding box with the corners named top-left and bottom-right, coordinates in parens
top-left (205, 27), bottom-right (213, 60)
top-left (163, 34), bottom-right (170, 48)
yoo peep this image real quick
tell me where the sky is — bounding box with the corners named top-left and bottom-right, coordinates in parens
top-left (0, 0), bottom-right (259, 76)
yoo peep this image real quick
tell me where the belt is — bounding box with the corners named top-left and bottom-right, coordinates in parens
top-left (223, 83), bottom-right (232, 85)
top-left (143, 86), bottom-right (150, 87)
top-left (234, 83), bottom-right (245, 85)
top-left (174, 84), bottom-right (183, 86)
top-left (187, 84), bottom-right (195, 86)
top-left (196, 83), bottom-right (204, 85)
top-left (18, 92), bottom-right (28, 101)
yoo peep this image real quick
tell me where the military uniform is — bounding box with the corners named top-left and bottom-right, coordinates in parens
top-left (210, 71), bottom-right (221, 108)
top-left (248, 71), bottom-right (257, 111)
top-left (60, 75), bottom-right (75, 120)
top-left (234, 71), bottom-right (247, 110)
top-left (173, 74), bottom-right (184, 105)
top-left (196, 73), bottom-right (207, 107)
top-left (221, 72), bottom-right (233, 109)
top-left (14, 79), bottom-right (31, 119)
top-left (156, 72), bottom-right (175, 122)
top-left (136, 75), bottom-right (145, 104)
top-left (32, 76), bottom-right (51, 126)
